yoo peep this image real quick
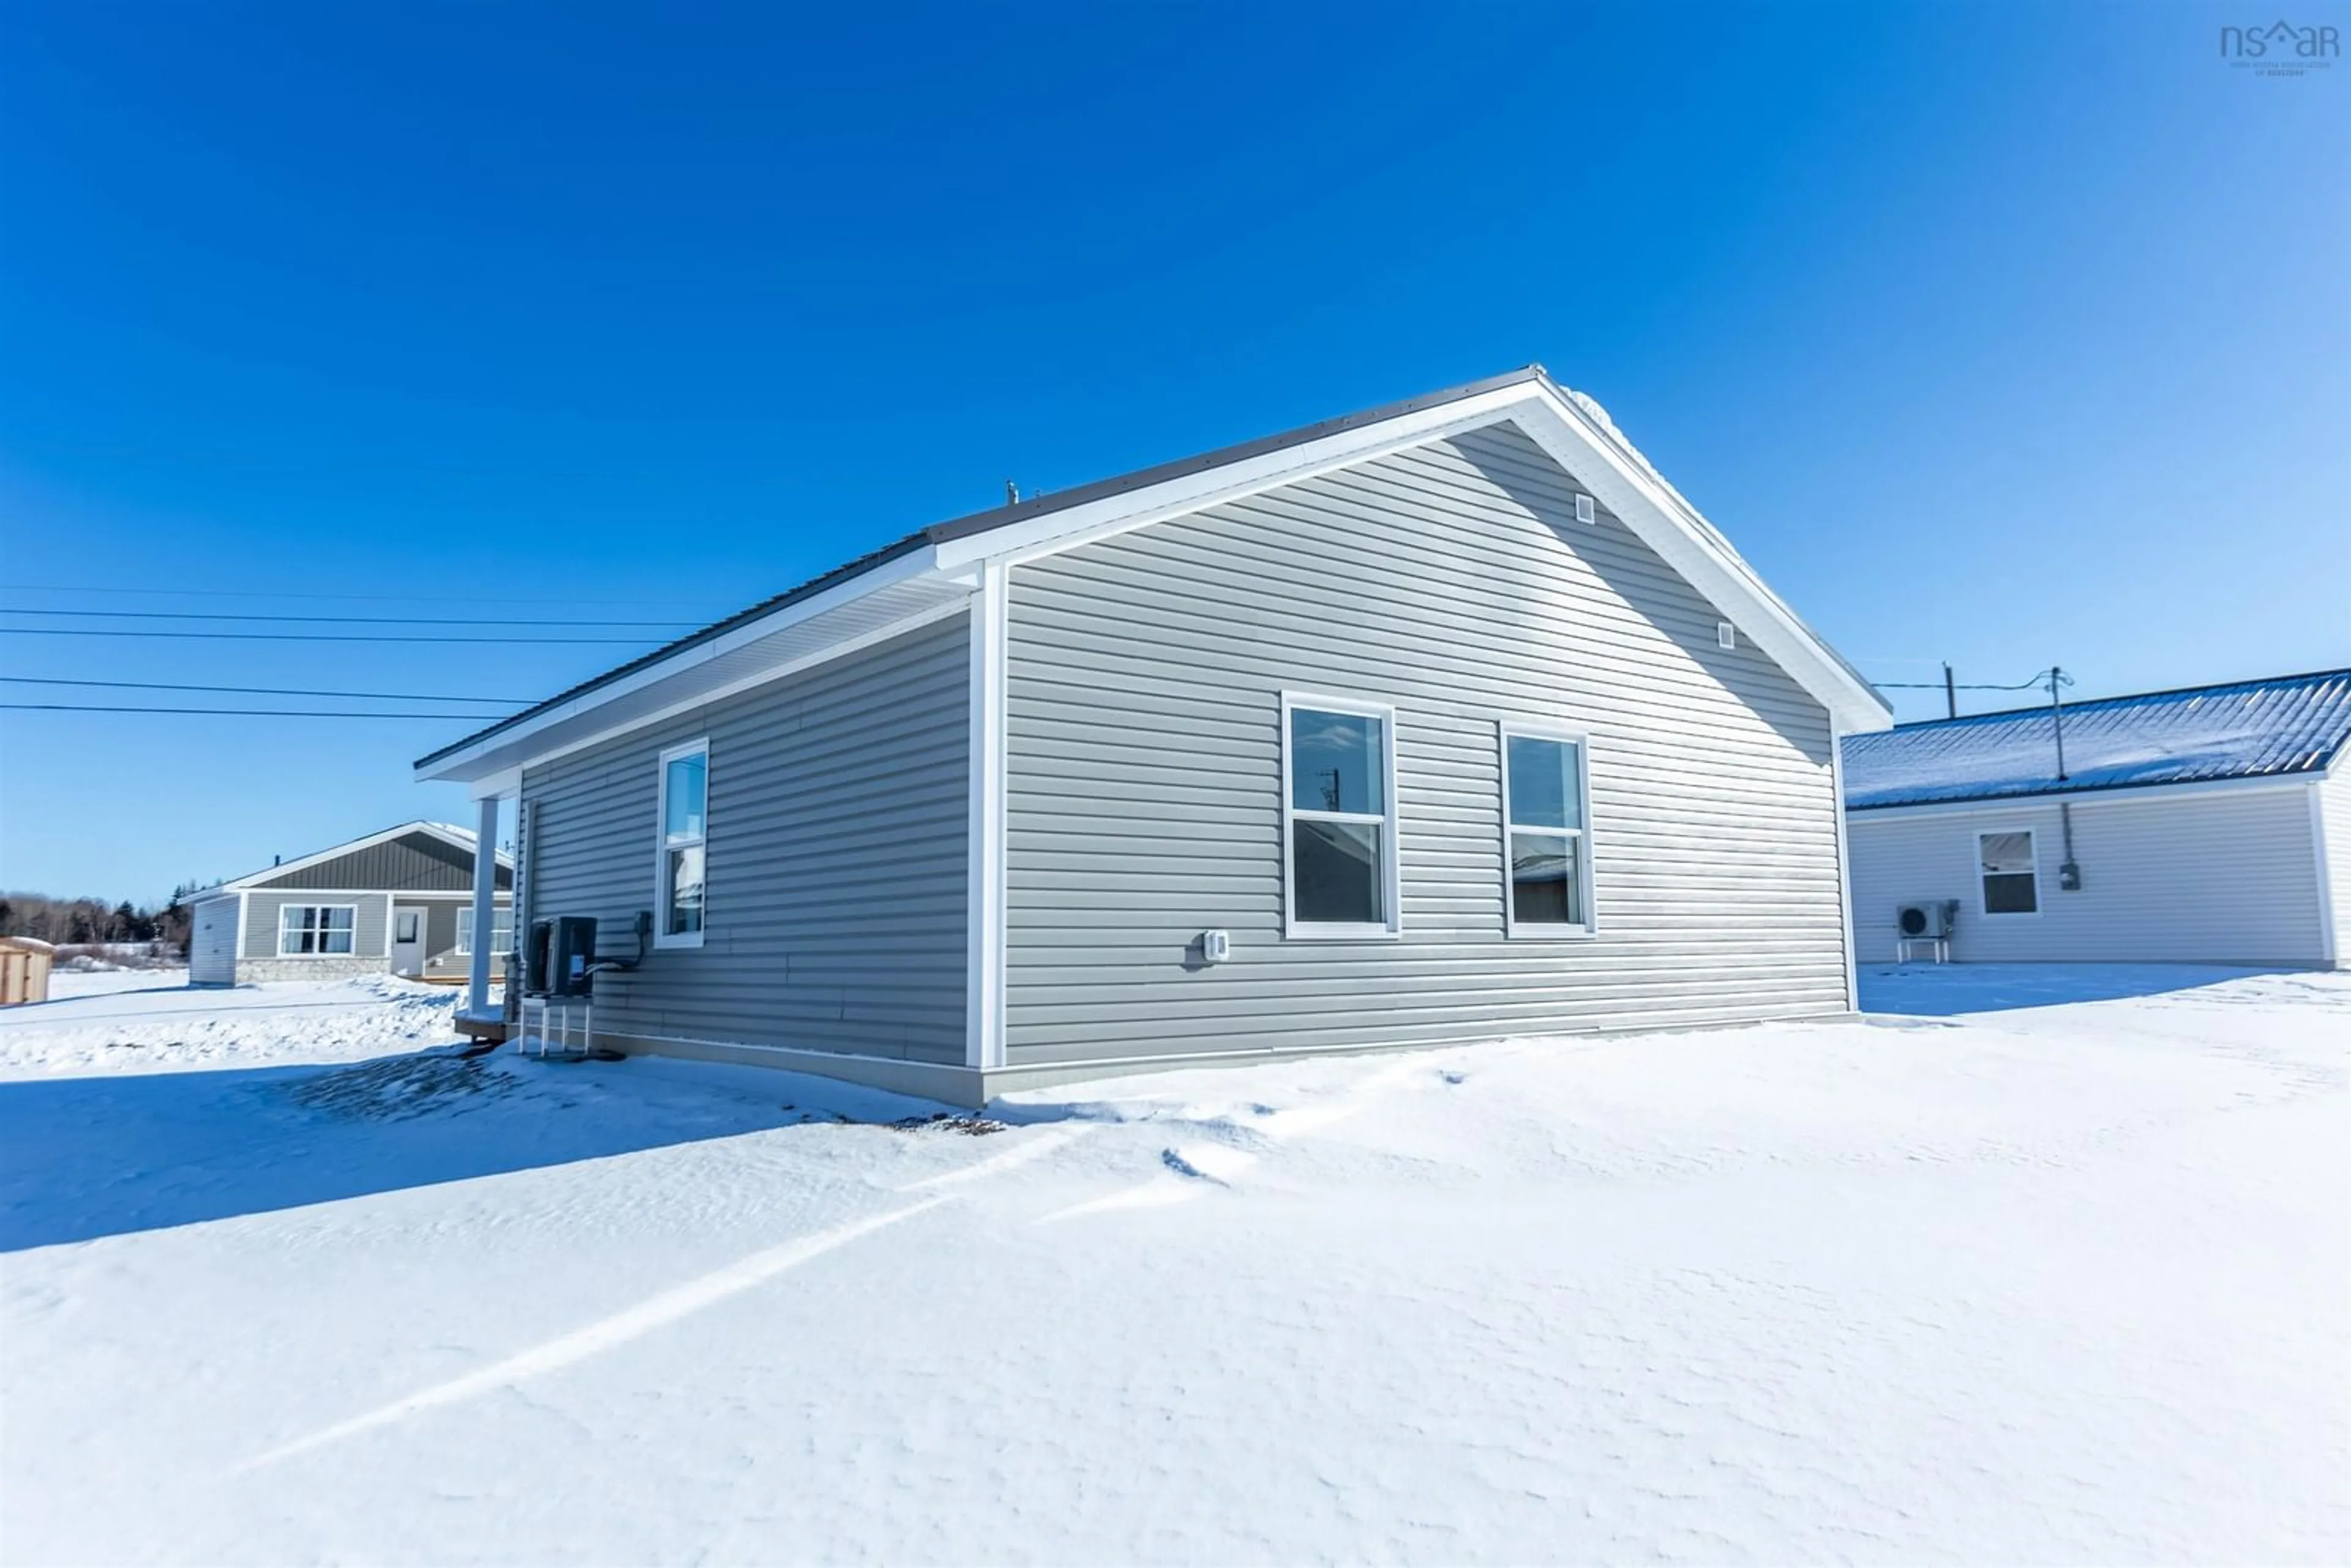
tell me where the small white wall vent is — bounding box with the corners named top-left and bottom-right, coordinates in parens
top-left (1717, 621), bottom-right (1736, 650)
top-left (1574, 493), bottom-right (1597, 525)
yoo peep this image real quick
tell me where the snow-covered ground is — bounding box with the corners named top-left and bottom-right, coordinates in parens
top-left (2, 965), bottom-right (2344, 1564)
top-left (0, 968), bottom-right (474, 1078)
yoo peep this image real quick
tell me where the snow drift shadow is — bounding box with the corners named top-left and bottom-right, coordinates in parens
top-left (1859, 963), bottom-right (2306, 1017)
top-left (0, 1049), bottom-right (941, 1251)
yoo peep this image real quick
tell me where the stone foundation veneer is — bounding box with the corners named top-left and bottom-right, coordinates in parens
top-left (235, 956), bottom-right (388, 984)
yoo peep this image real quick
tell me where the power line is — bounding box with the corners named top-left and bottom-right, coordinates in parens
top-left (1872, 679), bottom-right (2047, 691)
top-left (2, 703), bottom-right (498, 719)
top-left (1, 439), bottom-right (657, 483)
top-left (3, 608), bottom-right (702, 628)
top-left (1872, 673), bottom-right (2052, 691)
top-left (1, 676), bottom-right (527, 704)
top-left (2, 628), bottom-right (659, 644)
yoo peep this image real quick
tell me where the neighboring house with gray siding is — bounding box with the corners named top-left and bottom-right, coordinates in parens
top-left (184, 822), bottom-right (512, 986)
top-left (416, 367), bottom-right (1894, 1103)
top-left (1842, 670), bottom-right (2351, 969)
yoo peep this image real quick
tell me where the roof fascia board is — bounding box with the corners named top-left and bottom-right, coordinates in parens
top-left (1500, 389), bottom-right (1891, 735)
top-left (237, 887), bottom-right (514, 898)
top-left (945, 381), bottom-right (1888, 735)
top-left (227, 820), bottom-right (501, 890)
top-left (415, 542), bottom-right (950, 783)
top-left (437, 596), bottom-right (973, 788)
top-left (1845, 771), bottom-right (2312, 820)
top-left (940, 389), bottom-right (1536, 573)
top-left (416, 370), bottom-right (1891, 781)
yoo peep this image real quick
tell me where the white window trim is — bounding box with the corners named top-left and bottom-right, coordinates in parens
top-left (1499, 721), bottom-right (1598, 940)
top-left (654, 737), bottom-right (710, 950)
top-left (454, 906), bottom-right (515, 957)
top-left (1279, 691), bottom-right (1402, 940)
top-left (277, 902), bottom-right (359, 958)
top-left (1977, 827), bottom-right (2041, 918)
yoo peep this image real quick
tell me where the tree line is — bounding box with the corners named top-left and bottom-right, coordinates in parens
top-left (0, 883), bottom-right (212, 951)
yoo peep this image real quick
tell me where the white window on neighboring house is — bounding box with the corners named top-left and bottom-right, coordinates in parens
top-left (455, 906), bottom-right (514, 956)
top-left (279, 904), bottom-right (356, 956)
top-left (1281, 696), bottom-right (1399, 938)
top-left (656, 739), bottom-right (709, 947)
top-left (1501, 726), bottom-right (1595, 937)
top-left (1979, 830), bottom-right (2039, 915)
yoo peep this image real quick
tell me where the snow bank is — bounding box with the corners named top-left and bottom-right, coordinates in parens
top-left (0, 972), bottom-right (471, 1077)
top-left (2, 967), bottom-right (2344, 1563)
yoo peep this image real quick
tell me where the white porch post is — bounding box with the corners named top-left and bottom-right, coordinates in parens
top-left (467, 793), bottom-right (501, 1018)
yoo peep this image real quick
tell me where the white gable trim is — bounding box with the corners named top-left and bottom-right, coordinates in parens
top-left (942, 392), bottom-right (1537, 572)
top-left (417, 375), bottom-right (1886, 785)
top-left (226, 820), bottom-right (512, 890)
top-left (939, 382), bottom-right (1889, 734)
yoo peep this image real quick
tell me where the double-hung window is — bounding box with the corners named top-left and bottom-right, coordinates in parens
top-left (656, 739), bottom-right (709, 947)
top-left (1979, 830), bottom-right (2039, 915)
top-left (455, 906), bottom-right (515, 956)
top-left (279, 904), bottom-right (356, 956)
top-left (1281, 696), bottom-right (1399, 937)
top-left (1501, 726), bottom-right (1594, 937)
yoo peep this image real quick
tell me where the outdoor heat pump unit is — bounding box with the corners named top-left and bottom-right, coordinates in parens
top-left (1897, 902), bottom-right (1955, 940)
top-left (524, 916), bottom-right (598, 997)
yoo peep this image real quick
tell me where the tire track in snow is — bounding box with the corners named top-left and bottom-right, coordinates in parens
top-left (240, 1196), bottom-right (947, 1471)
top-left (241, 1125), bottom-right (1097, 1471)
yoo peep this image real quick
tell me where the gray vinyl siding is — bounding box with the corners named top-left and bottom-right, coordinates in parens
top-left (1001, 420), bottom-right (1848, 1066)
top-left (419, 899), bottom-right (465, 979)
top-left (242, 891), bottom-right (391, 961)
top-left (419, 895), bottom-right (514, 980)
top-left (189, 895), bottom-right (240, 985)
top-left (248, 832), bottom-right (507, 893)
top-left (1846, 786), bottom-right (2329, 965)
top-left (519, 615), bottom-right (969, 1064)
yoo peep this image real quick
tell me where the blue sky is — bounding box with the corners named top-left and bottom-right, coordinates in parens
top-left (3, 2), bottom-right (2344, 902)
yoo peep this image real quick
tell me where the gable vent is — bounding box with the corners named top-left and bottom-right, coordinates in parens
top-left (1717, 621), bottom-right (1737, 650)
top-left (1574, 493), bottom-right (1596, 525)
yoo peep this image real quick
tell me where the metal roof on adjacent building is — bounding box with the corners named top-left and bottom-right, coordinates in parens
top-left (1841, 669), bottom-right (2351, 811)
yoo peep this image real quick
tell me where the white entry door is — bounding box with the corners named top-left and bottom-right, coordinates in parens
top-left (391, 906), bottom-right (427, 977)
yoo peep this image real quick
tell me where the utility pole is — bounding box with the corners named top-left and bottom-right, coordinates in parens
top-left (1943, 662), bottom-right (1957, 720)
top-left (2048, 666), bottom-right (2070, 782)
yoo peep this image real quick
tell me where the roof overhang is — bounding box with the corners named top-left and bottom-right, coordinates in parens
top-left (416, 552), bottom-right (977, 789)
top-left (223, 820), bottom-right (512, 890)
top-left (1845, 770), bottom-right (2319, 819)
top-left (417, 370), bottom-right (1889, 788)
top-left (924, 375), bottom-right (1892, 735)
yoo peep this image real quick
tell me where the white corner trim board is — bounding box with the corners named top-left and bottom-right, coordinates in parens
top-left (965, 570), bottom-right (1009, 1070)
